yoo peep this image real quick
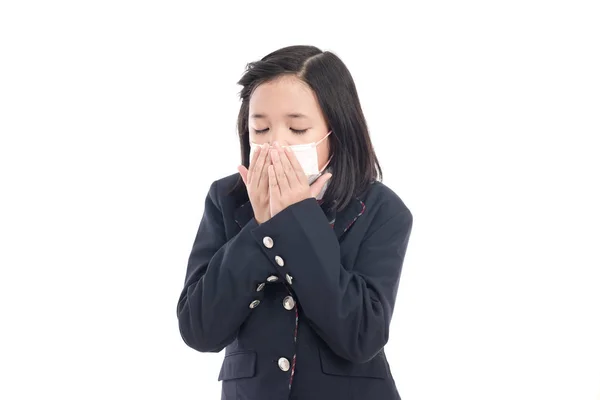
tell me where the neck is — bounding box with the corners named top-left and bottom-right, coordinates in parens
top-left (313, 166), bottom-right (332, 200)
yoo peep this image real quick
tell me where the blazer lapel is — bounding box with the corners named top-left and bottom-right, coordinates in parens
top-left (332, 197), bottom-right (366, 240)
top-left (234, 200), bottom-right (255, 229)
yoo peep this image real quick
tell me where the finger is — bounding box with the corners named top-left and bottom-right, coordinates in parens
top-left (268, 164), bottom-right (280, 198)
top-left (309, 172), bottom-right (332, 198)
top-left (237, 165), bottom-right (248, 186)
top-left (270, 146), bottom-right (291, 193)
top-left (275, 143), bottom-right (299, 186)
top-left (258, 147), bottom-right (271, 192)
top-left (283, 146), bottom-right (308, 184)
top-left (247, 145), bottom-right (261, 183)
top-left (251, 144), bottom-right (269, 189)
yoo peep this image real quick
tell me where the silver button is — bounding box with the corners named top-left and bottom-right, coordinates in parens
top-left (283, 296), bottom-right (295, 310)
top-left (267, 275), bottom-right (279, 282)
top-left (263, 236), bottom-right (274, 248)
top-left (249, 300), bottom-right (260, 309)
top-left (285, 274), bottom-right (293, 285)
top-left (278, 357), bottom-right (290, 372)
top-left (256, 283), bottom-right (265, 291)
top-left (275, 255), bottom-right (284, 267)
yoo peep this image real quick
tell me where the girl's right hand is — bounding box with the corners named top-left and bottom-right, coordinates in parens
top-left (237, 143), bottom-right (272, 224)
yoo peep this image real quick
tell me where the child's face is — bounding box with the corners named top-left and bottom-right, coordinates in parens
top-left (248, 75), bottom-right (331, 172)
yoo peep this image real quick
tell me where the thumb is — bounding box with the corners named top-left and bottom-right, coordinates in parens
top-left (237, 165), bottom-right (248, 186)
top-left (309, 173), bottom-right (332, 198)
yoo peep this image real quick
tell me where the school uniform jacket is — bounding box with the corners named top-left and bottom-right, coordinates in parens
top-left (176, 172), bottom-right (413, 400)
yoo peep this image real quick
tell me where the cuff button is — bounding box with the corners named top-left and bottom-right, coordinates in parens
top-left (263, 236), bottom-right (274, 248)
top-left (249, 300), bottom-right (261, 309)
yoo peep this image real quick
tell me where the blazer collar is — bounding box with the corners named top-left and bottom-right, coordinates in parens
top-left (234, 196), bottom-right (366, 240)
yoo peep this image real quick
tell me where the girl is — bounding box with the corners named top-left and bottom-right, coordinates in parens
top-left (177, 45), bottom-right (413, 400)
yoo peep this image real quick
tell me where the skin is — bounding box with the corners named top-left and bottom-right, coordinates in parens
top-left (237, 75), bottom-right (333, 223)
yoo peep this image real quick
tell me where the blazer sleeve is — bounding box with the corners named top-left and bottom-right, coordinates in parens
top-left (176, 180), bottom-right (272, 353)
top-left (250, 197), bottom-right (413, 363)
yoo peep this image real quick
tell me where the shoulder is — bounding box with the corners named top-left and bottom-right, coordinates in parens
top-left (205, 172), bottom-right (247, 208)
top-left (360, 180), bottom-right (413, 223)
top-left (206, 173), bottom-right (412, 222)
top-left (209, 172), bottom-right (241, 195)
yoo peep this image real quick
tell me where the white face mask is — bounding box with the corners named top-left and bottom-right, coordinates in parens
top-left (249, 131), bottom-right (332, 185)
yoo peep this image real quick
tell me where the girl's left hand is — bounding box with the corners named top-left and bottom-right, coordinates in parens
top-left (268, 141), bottom-right (332, 218)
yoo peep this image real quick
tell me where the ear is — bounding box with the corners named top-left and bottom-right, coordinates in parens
top-left (309, 173), bottom-right (332, 198)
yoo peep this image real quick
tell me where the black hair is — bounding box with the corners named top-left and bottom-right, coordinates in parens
top-left (228, 45), bottom-right (382, 212)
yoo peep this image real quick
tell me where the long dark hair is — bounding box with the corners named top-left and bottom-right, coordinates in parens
top-left (228, 45), bottom-right (382, 212)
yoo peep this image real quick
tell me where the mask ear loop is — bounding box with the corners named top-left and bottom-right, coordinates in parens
top-left (315, 130), bottom-right (332, 146)
top-left (317, 130), bottom-right (333, 173)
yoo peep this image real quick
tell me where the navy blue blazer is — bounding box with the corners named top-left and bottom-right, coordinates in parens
top-left (177, 172), bottom-right (413, 400)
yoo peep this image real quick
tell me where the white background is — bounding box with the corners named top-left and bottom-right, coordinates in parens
top-left (1, 1), bottom-right (599, 399)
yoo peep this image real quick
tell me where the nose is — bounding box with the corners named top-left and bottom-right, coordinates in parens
top-left (267, 129), bottom-right (288, 147)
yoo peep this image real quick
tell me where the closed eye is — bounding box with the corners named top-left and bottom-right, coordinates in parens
top-left (252, 128), bottom-right (308, 135)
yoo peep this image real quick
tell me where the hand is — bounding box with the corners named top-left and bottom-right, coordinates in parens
top-left (237, 143), bottom-right (272, 224)
top-left (267, 141), bottom-right (332, 218)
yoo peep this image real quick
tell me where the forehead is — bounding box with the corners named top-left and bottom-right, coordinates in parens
top-left (249, 75), bottom-right (321, 117)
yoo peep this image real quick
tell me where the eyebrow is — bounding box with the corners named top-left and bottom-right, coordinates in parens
top-left (250, 113), bottom-right (309, 119)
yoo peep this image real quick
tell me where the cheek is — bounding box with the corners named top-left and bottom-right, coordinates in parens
top-left (317, 140), bottom-right (331, 168)
top-left (249, 132), bottom-right (266, 145)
